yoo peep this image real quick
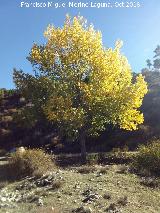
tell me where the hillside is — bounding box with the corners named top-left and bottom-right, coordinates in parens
top-left (1, 70), bottom-right (160, 152)
top-left (141, 71), bottom-right (160, 130)
top-left (0, 91), bottom-right (25, 149)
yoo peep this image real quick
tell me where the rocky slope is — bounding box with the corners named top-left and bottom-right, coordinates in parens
top-left (0, 157), bottom-right (160, 213)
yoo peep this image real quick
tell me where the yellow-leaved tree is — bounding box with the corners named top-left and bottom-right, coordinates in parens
top-left (14, 15), bottom-right (148, 161)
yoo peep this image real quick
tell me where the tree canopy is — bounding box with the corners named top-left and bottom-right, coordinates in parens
top-left (13, 15), bottom-right (148, 159)
top-left (144, 45), bottom-right (160, 72)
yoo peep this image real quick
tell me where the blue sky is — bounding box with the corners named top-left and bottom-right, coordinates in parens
top-left (0, 0), bottom-right (160, 89)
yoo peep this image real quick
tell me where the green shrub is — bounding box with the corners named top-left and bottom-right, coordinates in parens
top-left (0, 88), bottom-right (4, 103)
top-left (0, 89), bottom-right (4, 97)
top-left (6, 89), bottom-right (16, 97)
top-left (8, 148), bottom-right (55, 179)
top-left (97, 152), bottom-right (107, 163)
top-left (111, 148), bottom-right (124, 158)
top-left (132, 141), bottom-right (160, 176)
top-left (86, 153), bottom-right (99, 165)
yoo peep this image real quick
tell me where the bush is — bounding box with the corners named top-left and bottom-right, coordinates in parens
top-left (140, 177), bottom-right (160, 188)
top-left (0, 89), bottom-right (4, 97)
top-left (8, 148), bottom-right (55, 179)
top-left (86, 154), bottom-right (99, 165)
top-left (132, 141), bottom-right (160, 176)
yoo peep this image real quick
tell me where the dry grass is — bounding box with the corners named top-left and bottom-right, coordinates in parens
top-left (8, 148), bottom-right (55, 179)
top-left (132, 141), bottom-right (160, 176)
top-left (36, 206), bottom-right (60, 213)
top-left (98, 166), bottom-right (109, 174)
top-left (0, 154), bottom-right (160, 213)
top-left (50, 180), bottom-right (63, 190)
top-left (77, 165), bottom-right (96, 174)
top-left (116, 165), bottom-right (129, 174)
top-left (2, 115), bottom-right (13, 122)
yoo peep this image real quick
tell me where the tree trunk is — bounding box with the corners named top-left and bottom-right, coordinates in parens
top-left (80, 131), bottom-right (87, 163)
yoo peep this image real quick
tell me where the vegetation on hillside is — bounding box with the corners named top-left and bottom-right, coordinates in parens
top-left (140, 46), bottom-right (160, 135)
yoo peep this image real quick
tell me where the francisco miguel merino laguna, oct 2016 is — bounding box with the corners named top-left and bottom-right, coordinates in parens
top-left (20, 1), bottom-right (141, 8)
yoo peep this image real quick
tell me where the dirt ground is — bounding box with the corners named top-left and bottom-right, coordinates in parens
top-left (0, 154), bottom-right (160, 213)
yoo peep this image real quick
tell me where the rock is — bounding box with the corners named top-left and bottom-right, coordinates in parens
top-left (16, 182), bottom-right (36, 190)
top-left (37, 198), bottom-right (43, 206)
top-left (74, 184), bottom-right (81, 189)
top-left (19, 97), bottom-right (25, 103)
top-left (0, 171), bottom-right (63, 209)
top-left (96, 173), bottom-right (102, 177)
top-left (103, 192), bottom-right (111, 200)
top-left (82, 188), bottom-right (93, 196)
top-left (72, 206), bottom-right (92, 213)
top-left (82, 193), bottom-right (99, 203)
top-left (82, 188), bottom-right (100, 203)
top-left (17, 147), bottom-right (26, 154)
top-left (106, 203), bottom-right (122, 213)
top-left (0, 203), bottom-right (9, 208)
top-left (117, 196), bottom-right (128, 206)
top-left (107, 203), bottom-right (117, 211)
top-left (29, 195), bottom-right (40, 203)
top-left (1, 197), bottom-right (7, 202)
top-left (68, 192), bottom-right (72, 195)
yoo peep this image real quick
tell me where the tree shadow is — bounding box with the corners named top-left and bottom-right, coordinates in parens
top-left (55, 152), bottom-right (133, 167)
top-left (0, 158), bottom-right (16, 183)
top-left (0, 162), bottom-right (10, 182)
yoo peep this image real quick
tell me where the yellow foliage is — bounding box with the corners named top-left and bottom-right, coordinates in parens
top-left (28, 15), bottom-right (148, 135)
